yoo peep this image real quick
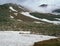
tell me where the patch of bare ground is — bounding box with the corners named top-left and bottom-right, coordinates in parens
top-left (33, 38), bottom-right (60, 46)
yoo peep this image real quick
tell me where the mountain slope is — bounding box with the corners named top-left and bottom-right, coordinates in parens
top-left (0, 3), bottom-right (41, 22)
top-left (0, 3), bottom-right (60, 37)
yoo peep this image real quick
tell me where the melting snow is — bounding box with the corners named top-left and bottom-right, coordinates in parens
top-left (21, 12), bottom-right (60, 24)
top-left (55, 18), bottom-right (60, 21)
top-left (21, 12), bottom-right (41, 20)
top-left (9, 6), bottom-right (17, 12)
top-left (17, 19), bottom-right (22, 22)
top-left (0, 31), bottom-right (57, 46)
top-left (39, 19), bottom-right (60, 24)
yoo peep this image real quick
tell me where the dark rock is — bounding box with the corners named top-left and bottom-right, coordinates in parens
top-left (39, 4), bottom-right (48, 7)
top-left (52, 9), bottom-right (60, 13)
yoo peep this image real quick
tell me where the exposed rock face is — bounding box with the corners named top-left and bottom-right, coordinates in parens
top-left (39, 4), bottom-right (48, 7)
top-left (52, 9), bottom-right (60, 13)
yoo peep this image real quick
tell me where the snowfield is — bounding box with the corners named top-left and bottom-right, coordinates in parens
top-left (0, 31), bottom-right (57, 46)
top-left (21, 12), bottom-right (41, 20)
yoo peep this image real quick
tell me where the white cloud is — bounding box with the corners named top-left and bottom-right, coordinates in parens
top-left (20, 0), bottom-right (60, 13)
top-left (0, 0), bottom-right (60, 13)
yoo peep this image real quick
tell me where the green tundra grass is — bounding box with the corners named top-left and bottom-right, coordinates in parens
top-left (0, 4), bottom-right (60, 37)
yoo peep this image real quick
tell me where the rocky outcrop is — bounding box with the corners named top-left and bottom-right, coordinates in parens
top-left (39, 4), bottom-right (48, 7)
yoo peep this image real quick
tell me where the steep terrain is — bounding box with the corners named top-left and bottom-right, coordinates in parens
top-left (0, 1), bottom-right (60, 46)
top-left (0, 3), bottom-right (60, 37)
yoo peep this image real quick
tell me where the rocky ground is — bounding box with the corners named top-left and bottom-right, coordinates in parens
top-left (33, 38), bottom-right (60, 46)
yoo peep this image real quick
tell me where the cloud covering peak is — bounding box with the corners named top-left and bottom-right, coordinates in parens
top-left (0, 0), bottom-right (60, 13)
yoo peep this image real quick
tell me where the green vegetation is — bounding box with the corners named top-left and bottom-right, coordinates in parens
top-left (0, 4), bottom-right (60, 37)
top-left (30, 13), bottom-right (60, 21)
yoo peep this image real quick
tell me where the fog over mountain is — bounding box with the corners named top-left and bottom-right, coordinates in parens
top-left (0, 0), bottom-right (60, 13)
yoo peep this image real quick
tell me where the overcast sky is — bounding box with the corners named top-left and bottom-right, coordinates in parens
top-left (0, 0), bottom-right (60, 7)
top-left (0, 0), bottom-right (60, 13)
top-left (0, 0), bottom-right (59, 5)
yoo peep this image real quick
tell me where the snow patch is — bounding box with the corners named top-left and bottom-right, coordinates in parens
top-left (19, 6), bottom-right (24, 10)
top-left (0, 0), bottom-right (60, 14)
top-left (21, 12), bottom-right (60, 24)
top-left (10, 15), bottom-right (14, 18)
top-left (21, 12), bottom-right (41, 20)
top-left (9, 6), bottom-right (17, 12)
top-left (39, 19), bottom-right (60, 24)
top-left (55, 18), bottom-right (60, 20)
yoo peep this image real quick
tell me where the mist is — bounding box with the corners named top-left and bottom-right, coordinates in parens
top-left (0, 0), bottom-right (60, 13)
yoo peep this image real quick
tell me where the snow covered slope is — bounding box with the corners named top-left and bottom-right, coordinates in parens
top-left (0, 31), bottom-right (57, 46)
top-left (1, 3), bottom-right (60, 24)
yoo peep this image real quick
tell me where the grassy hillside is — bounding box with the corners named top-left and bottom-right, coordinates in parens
top-left (0, 3), bottom-right (60, 37)
top-left (30, 13), bottom-right (60, 21)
